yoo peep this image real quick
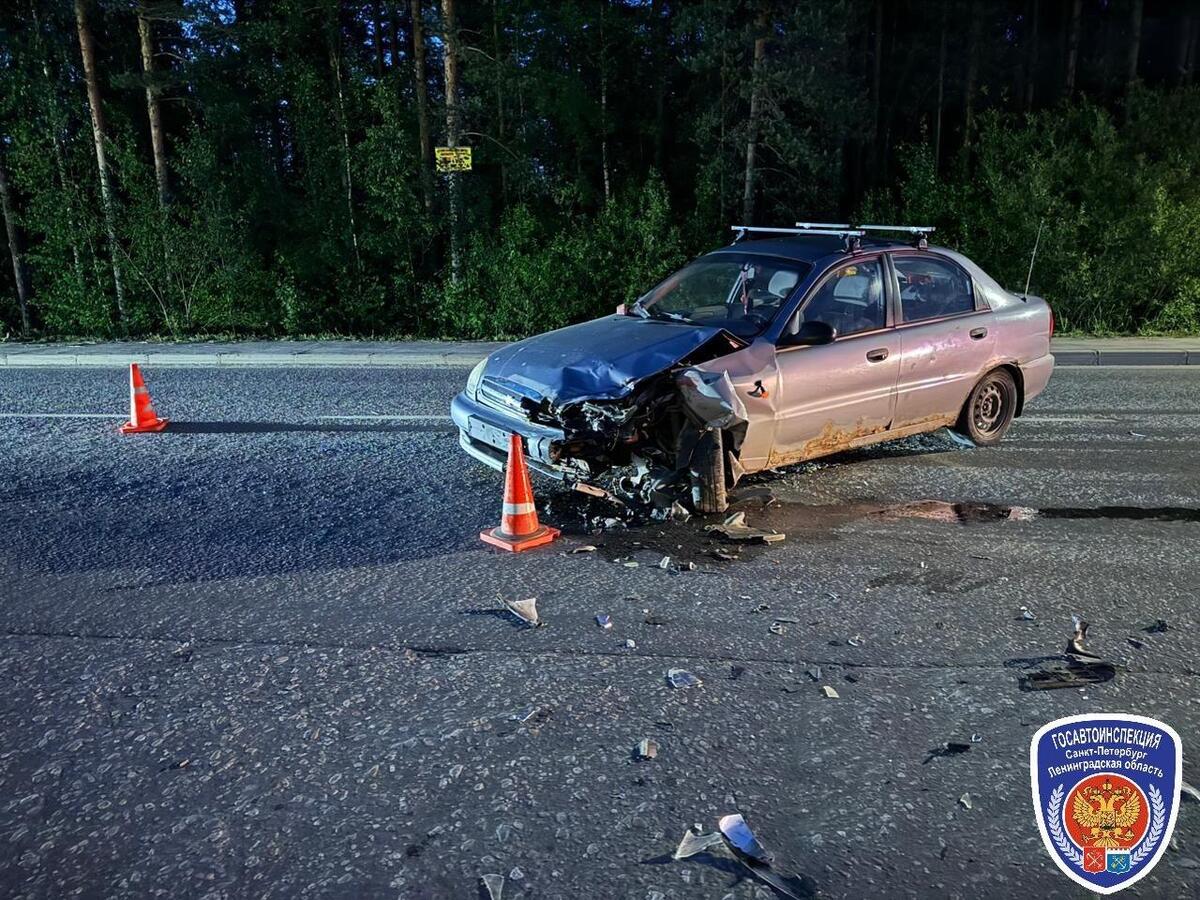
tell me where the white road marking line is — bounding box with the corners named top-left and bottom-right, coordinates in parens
top-left (1024, 415), bottom-right (1120, 423)
top-left (316, 414), bottom-right (452, 421)
top-left (0, 412), bottom-right (124, 419)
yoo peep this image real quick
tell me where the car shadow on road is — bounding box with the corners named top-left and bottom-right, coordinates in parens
top-left (166, 420), bottom-right (457, 434)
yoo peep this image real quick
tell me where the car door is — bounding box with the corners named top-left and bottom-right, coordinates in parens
top-left (889, 252), bottom-right (996, 430)
top-left (767, 255), bottom-right (901, 467)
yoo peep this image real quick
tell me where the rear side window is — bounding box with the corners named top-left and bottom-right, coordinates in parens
top-left (894, 255), bottom-right (975, 322)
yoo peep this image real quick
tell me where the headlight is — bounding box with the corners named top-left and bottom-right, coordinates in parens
top-left (466, 359), bottom-right (487, 398)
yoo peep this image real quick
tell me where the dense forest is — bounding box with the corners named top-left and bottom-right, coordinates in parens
top-left (1, 0), bottom-right (1198, 340)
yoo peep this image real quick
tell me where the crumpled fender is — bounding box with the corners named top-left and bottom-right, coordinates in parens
top-left (675, 368), bottom-right (749, 434)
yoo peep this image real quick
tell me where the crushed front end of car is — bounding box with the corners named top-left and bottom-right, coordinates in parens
top-left (450, 316), bottom-right (751, 512)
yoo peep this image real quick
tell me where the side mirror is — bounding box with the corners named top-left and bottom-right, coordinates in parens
top-left (790, 320), bottom-right (837, 346)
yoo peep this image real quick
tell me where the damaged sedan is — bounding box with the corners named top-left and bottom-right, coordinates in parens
top-left (451, 224), bottom-right (1055, 513)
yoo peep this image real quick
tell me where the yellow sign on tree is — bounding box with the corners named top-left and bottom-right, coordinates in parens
top-left (435, 146), bottom-right (472, 173)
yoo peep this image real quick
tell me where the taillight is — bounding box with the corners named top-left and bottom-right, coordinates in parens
top-left (1048, 306), bottom-right (1055, 338)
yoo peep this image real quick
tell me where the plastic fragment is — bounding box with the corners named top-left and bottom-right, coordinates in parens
top-left (596, 614), bottom-right (613, 630)
top-left (673, 829), bottom-right (723, 860)
top-left (503, 597), bottom-right (540, 627)
top-left (481, 873), bottom-right (504, 900)
top-left (959, 792), bottom-right (973, 810)
top-left (636, 738), bottom-right (658, 759)
top-left (718, 813), bottom-right (773, 864)
top-left (1182, 782), bottom-right (1200, 803)
top-left (570, 545), bottom-right (598, 554)
top-left (769, 622), bottom-right (786, 636)
top-left (659, 556), bottom-right (671, 569)
top-left (624, 638), bottom-right (637, 649)
top-left (704, 511), bottom-right (786, 544)
top-left (666, 668), bottom-right (701, 688)
top-left (821, 685), bottom-right (839, 699)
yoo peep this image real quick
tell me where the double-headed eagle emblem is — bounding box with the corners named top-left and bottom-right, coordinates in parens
top-left (1072, 777), bottom-right (1142, 848)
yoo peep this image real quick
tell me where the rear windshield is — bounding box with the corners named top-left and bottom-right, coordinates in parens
top-left (636, 254), bottom-right (812, 338)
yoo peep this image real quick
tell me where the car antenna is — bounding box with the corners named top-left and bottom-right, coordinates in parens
top-left (1022, 219), bottom-right (1045, 302)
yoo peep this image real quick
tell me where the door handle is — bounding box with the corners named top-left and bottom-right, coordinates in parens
top-left (866, 348), bottom-right (889, 362)
top-left (970, 327), bottom-right (988, 340)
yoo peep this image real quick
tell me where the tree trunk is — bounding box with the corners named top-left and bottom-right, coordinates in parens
top-left (1177, 12), bottom-right (1195, 85)
top-left (651, 0), bottom-right (667, 173)
top-left (492, 0), bottom-right (507, 201)
top-left (1025, 0), bottom-right (1039, 110)
top-left (411, 0), bottom-right (434, 212)
top-left (442, 0), bottom-right (463, 281)
top-left (137, 9), bottom-right (170, 207)
top-left (962, 0), bottom-right (982, 156)
top-left (600, 0), bottom-right (610, 204)
top-left (741, 9), bottom-right (768, 225)
top-left (1126, 0), bottom-right (1143, 90)
top-left (871, 0), bottom-right (883, 169)
top-left (373, 0), bottom-right (385, 78)
top-left (1064, 0), bottom-right (1081, 96)
top-left (0, 150), bottom-right (32, 336)
top-left (934, 6), bottom-right (945, 175)
top-left (30, 1), bottom-right (87, 289)
top-left (329, 34), bottom-right (363, 276)
top-left (75, 0), bottom-right (128, 328)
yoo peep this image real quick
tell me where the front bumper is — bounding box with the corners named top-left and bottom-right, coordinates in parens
top-left (450, 391), bottom-right (576, 480)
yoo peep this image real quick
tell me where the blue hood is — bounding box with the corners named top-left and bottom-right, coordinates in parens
top-left (484, 315), bottom-right (735, 406)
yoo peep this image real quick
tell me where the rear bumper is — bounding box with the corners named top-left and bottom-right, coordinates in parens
top-left (450, 392), bottom-right (575, 480)
top-left (1019, 353), bottom-right (1055, 406)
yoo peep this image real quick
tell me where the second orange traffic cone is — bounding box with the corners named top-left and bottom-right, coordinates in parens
top-left (480, 433), bottom-right (560, 552)
top-left (119, 363), bottom-right (168, 434)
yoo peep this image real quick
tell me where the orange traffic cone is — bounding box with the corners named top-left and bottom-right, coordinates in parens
top-left (480, 434), bottom-right (560, 552)
top-left (119, 363), bottom-right (168, 434)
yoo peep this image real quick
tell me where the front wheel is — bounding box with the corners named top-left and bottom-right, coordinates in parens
top-left (955, 368), bottom-right (1017, 446)
top-left (690, 429), bottom-right (728, 514)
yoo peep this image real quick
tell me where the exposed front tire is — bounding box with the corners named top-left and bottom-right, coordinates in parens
top-left (690, 429), bottom-right (728, 514)
top-left (955, 368), bottom-right (1017, 446)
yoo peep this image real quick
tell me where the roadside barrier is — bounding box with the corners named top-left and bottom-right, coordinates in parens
top-left (480, 433), bottom-right (560, 552)
top-left (119, 363), bottom-right (168, 434)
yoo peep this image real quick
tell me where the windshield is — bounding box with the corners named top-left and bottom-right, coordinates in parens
top-left (635, 254), bottom-right (811, 337)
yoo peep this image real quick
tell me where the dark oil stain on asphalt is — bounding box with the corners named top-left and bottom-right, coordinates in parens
top-left (545, 489), bottom-right (1200, 567)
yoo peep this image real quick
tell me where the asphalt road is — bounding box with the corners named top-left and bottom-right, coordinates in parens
top-left (0, 365), bottom-right (1197, 900)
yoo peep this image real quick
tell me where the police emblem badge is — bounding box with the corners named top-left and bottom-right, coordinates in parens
top-left (1031, 714), bottom-right (1182, 894)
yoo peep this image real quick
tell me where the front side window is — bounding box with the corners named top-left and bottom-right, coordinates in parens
top-left (796, 259), bottom-right (887, 337)
top-left (894, 255), bottom-right (975, 322)
top-left (635, 255), bottom-right (811, 338)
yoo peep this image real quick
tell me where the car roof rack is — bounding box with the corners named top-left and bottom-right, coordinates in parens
top-left (852, 223), bottom-right (936, 249)
top-left (730, 224), bottom-right (865, 252)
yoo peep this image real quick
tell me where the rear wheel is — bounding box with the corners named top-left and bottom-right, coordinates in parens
top-left (690, 429), bottom-right (728, 514)
top-left (955, 368), bottom-right (1017, 446)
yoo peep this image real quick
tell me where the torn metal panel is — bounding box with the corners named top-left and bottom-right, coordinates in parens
top-left (675, 368), bottom-right (748, 433)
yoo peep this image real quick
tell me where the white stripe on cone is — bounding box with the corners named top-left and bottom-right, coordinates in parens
top-left (503, 502), bottom-right (536, 516)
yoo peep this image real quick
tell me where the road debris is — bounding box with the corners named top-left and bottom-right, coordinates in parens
top-left (938, 426), bottom-right (976, 449)
top-left (1129, 431), bottom-right (1147, 438)
top-left (769, 622), bottom-right (786, 636)
top-left (924, 741), bottom-right (972, 764)
top-left (1066, 614), bottom-right (1099, 659)
top-left (666, 668), bottom-right (701, 688)
top-left (716, 813), bottom-right (815, 899)
top-left (710, 548), bottom-right (740, 561)
top-left (718, 813), bottom-right (773, 864)
top-left (1142, 618), bottom-right (1170, 634)
top-left (572, 481), bottom-right (625, 504)
top-left (596, 614), bottom-right (613, 630)
top-left (821, 685), bottom-right (840, 699)
top-left (624, 638), bottom-right (637, 649)
top-left (1019, 606), bottom-right (1035, 621)
top-left (658, 556), bottom-right (671, 569)
top-left (569, 544), bottom-right (598, 554)
top-left (673, 827), bottom-right (723, 860)
top-left (503, 597), bottom-right (541, 627)
top-left (958, 792), bottom-right (973, 810)
top-left (636, 738), bottom-right (659, 759)
top-left (704, 511), bottom-right (786, 544)
top-left (1181, 782), bottom-right (1200, 803)
top-left (481, 873), bottom-right (504, 900)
